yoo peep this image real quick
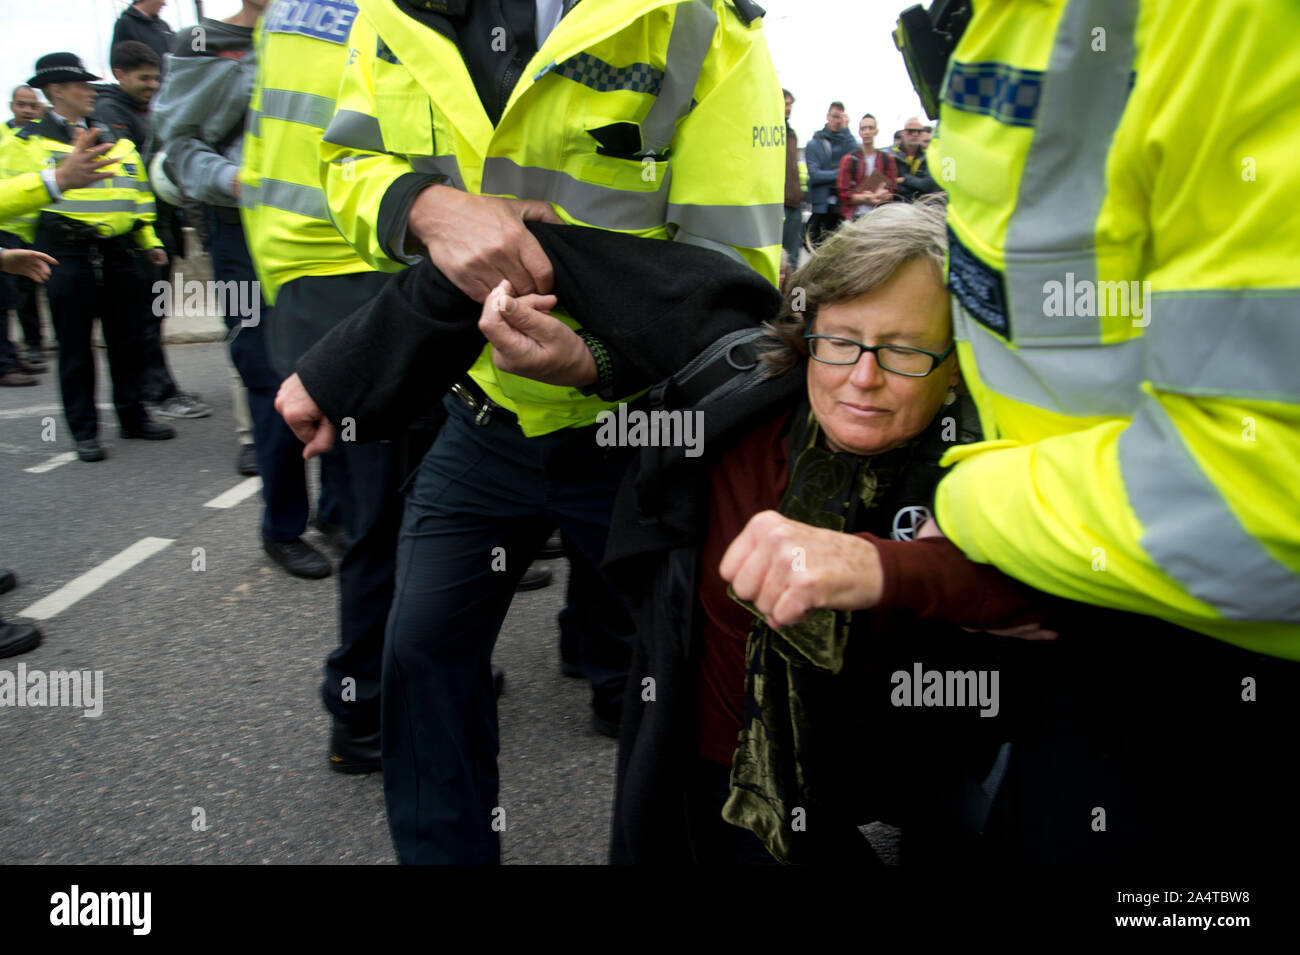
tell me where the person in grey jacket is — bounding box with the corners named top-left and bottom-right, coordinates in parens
top-left (95, 40), bottom-right (208, 420)
top-left (802, 101), bottom-right (857, 248)
top-left (154, 0), bottom-right (334, 581)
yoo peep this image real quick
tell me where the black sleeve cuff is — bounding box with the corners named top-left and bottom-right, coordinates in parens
top-left (377, 172), bottom-right (447, 262)
top-left (577, 332), bottom-right (656, 402)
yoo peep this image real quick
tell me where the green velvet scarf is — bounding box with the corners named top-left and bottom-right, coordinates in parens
top-left (720, 402), bottom-right (922, 864)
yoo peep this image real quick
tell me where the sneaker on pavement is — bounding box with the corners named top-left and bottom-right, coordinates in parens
top-left (155, 393), bottom-right (212, 419)
top-left (0, 369), bottom-right (38, 387)
top-left (237, 444), bottom-right (259, 475)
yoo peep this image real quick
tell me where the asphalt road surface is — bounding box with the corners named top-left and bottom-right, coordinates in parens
top-left (1, 340), bottom-right (898, 865)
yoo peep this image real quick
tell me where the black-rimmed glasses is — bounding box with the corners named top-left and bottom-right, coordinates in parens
top-left (804, 333), bottom-right (954, 377)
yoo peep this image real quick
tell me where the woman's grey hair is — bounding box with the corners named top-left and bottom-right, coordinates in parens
top-left (762, 196), bottom-right (948, 376)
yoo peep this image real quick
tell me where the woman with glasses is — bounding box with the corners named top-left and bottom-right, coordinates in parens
top-left (610, 199), bottom-right (1050, 864)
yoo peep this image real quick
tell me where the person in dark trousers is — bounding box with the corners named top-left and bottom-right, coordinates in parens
top-left (781, 88), bottom-right (805, 268)
top-left (240, 1), bottom-right (526, 772)
top-left (3, 53), bottom-right (175, 462)
top-left (110, 0), bottom-right (176, 71)
top-left (0, 238), bottom-right (42, 386)
top-left (155, 0), bottom-right (331, 580)
top-left (803, 101), bottom-right (857, 248)
top-left (94, 40), bottom-right (209, 420)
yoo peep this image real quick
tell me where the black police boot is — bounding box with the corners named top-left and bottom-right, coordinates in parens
top-left (119, 418), bottom-right (176, 440)
top-left (263, 537), bottom-right (331, 579)
top-left (0, 619), bottom-right (41, 659)
top-left (329, 719), bottom-right (381, 774)
top-left (76, 439), bottom-right (106, 462)
top-left (516, 563), bottom-right (553, 591)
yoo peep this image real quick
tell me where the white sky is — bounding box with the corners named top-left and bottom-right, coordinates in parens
top-left (0, 0), bottom-right (929, 147)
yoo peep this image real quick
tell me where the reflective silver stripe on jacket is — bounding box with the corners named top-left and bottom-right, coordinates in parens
top-left (667, 202), bottom-right (782, 250)
top-left (1003, 0), bottom-right (1137, 345)
top-left (481, 156), bottom-right (670, 232)
top-left (242, 178), bottom-right (330, 221)
top-left (957, 289), bottom-right (1300, 419)
top-left (410, 155), bottom-right (466, 191)
top-left (637, 0), bottom-right (717, 155)
top-left (955, 303), bottom-right (1144, 419)
top-left (322, 109), bottom-right (385, 153)
top-left (258, 89), bottom-right (337, 130)
top-left (671, 228), bottom-right (747, 266)
top-left (1118, 400), bottom-right (1300, 621)
top-left (45, 198), bottom-right (140, 215)
top-left (1145, 290), bottom-right (1300, 401)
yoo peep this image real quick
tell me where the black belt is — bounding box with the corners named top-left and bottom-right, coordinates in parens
top-left (36, 218), bottom-right (134, 253)
top-left (449, 377), bottom-right (517, 428)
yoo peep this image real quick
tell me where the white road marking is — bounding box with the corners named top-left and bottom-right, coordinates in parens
top-left (25, 451), bottom-right (77, 473)
top-left (203, 477), bottom-right (262, 509)
top-left (18, 537), bottom-right (175, 621)
top-left (0, 402), bottom-right (113, 421)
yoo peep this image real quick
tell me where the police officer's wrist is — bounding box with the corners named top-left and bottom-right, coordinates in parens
top-left (383, 173), bottom-right (449, 263)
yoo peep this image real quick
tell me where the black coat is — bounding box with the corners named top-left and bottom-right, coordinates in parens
top-left (604, 368), bottom-right (801, 863)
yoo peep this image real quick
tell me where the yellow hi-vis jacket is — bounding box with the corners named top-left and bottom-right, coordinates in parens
top-left (0, 119), bottom-right (160, 249)
top-left (0, 122), bottom-right (55, 223)
top-left (240, 0), bottom-right (371, 304)
top-left (319, 0), bottom-right (785, 436)
top-left (932, 0), bottom-right (1300, 658)
top-left (0, 171), bottom-right (53, 223)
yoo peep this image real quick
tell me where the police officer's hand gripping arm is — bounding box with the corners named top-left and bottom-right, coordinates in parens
top-left (318, 9), bottom-right (559, 302)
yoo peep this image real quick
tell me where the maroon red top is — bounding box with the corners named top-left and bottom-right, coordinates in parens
top-left (837, 149), bottom-right (900, 219)
top-left (697, 412), bottom-right (794, 766)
